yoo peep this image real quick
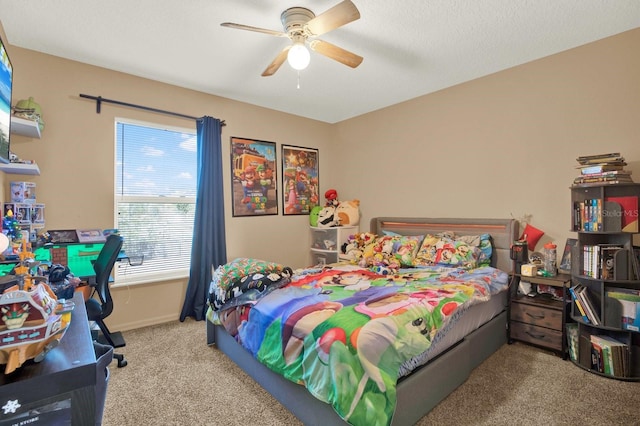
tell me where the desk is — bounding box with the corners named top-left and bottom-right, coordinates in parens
top-left (0, 292), bottom-right (98, 425)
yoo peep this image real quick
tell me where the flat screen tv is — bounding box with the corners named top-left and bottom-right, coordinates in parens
top-left (0, 35), bottom-right (13, 164)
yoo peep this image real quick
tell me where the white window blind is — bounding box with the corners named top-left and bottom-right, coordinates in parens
top-left (115, 119), bottom-right (197, 283)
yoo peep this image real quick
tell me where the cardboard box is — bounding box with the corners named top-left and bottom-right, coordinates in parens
top-left (10, 181), bottom-right (36, 204)
top-left (3, 202), bottom-right (31, 224)
top-left (30, 203), bottom-right (45, 224)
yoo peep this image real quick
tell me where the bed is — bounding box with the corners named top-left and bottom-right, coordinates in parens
top-left (206, 217), bottom-right (518, 425)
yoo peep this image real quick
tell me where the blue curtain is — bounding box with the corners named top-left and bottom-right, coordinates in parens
top-left (180, 116), bottom-right (227, 321)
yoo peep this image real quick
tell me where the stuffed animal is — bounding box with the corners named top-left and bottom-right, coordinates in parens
top-left (317, 206), bottom-right (340, 228)
top-left (309, 206), bottom-right (322, 227)
top-left (335, 199), bottom-right (360, 226)
top-left (325, 189), bottom-right (339, 207)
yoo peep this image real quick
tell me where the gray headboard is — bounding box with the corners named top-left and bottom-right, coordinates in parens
top-left (370, 217), bottom-right (519, 273)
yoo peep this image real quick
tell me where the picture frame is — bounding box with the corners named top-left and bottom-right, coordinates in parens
top-left (281, 145), bottom-right (319, 215)
top-left (559, 238), bottom-right (578, 275)
top-left (47, 230), bottom-right (80, 244)
top-left (230, 137), bottom-right (278, 217)
top-left (76, 229), bottom-right (106, 243)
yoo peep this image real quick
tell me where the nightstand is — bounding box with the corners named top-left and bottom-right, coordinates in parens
top-left (508, 273), bottom-right (572, 358)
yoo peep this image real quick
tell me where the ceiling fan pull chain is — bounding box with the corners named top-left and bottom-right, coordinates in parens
top-left (297, 71), bottom-right (301, 89)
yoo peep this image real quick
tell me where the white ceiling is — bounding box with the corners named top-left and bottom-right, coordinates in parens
top-left (1, 0), bottom-right (639, 123)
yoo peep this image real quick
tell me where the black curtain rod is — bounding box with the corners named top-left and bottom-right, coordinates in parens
top-left (79, 94), bottom-right (226, 126)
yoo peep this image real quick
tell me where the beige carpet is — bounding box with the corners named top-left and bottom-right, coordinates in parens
top-left (103, 319), bottom-right (639, 426)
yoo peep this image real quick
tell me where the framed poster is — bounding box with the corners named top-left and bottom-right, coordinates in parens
top-left (230, 137), bottom-right (278, 217)
top-left (559, 238), bottom-right (578, 274)
top-left (76, 229), bottom-right (106, 243)
top-left (282, 145), bottom-right (319, 215)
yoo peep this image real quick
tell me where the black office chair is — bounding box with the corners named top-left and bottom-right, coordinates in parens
top-left (85, 234), bottom-right (128, 368)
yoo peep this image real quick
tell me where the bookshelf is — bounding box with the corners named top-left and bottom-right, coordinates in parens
top-left (569, 182), bottom-right (640, 380)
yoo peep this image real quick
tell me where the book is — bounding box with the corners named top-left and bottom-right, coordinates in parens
top-left (580, 169), bottom-right (632, 177)
top-left (576, 153), bottom-right (626, 166)
top-left (569, 286), bottom-right (590, 323)
top-left (577, 164), bottom-right (628, 174)
top-left (590, 338), bottom-right (605, 373)
top-left (577, 285), bottom-right (601, 325)
top-left (565, 323), bottom-right (579, 362)
top-left (604, 196), bottom-right (639, 232)
top-left (574, 175), bottom-right (633, 185)
top-left (590, 335), bottom-right (626, 376)
top-left (607, 287), bottom-right (640, 331)
top-left (577, 152), bottom-right (622, 162)
top-left (572, 180), bottom-right (636, 188)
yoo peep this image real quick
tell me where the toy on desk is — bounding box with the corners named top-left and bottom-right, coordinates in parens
top-left (0, 235), bottom-right (75, 374)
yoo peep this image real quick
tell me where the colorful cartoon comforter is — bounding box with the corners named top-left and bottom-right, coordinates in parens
top-left (207, 259), bottom-right (509, 426)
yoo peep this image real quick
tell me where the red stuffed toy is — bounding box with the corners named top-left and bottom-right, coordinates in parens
top-left (325, 189), bottom-right (339, 207)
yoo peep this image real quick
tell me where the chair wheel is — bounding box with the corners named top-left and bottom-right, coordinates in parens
top-left (118, 359), bottom-right (128, 368)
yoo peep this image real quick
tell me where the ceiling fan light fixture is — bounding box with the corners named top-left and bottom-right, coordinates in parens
top-left (287, 42), bottom-right (310, 71)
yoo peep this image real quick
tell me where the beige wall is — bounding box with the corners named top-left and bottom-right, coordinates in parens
top-left (331, 28), bottom-right (640, 248)
top-left (2, 22), bottom-right (639, 331)
top-left (3, 37), bottom-right (334, 330)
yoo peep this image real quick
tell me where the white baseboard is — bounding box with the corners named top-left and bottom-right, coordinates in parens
top-left (114, 313), bottom-right (179, 332)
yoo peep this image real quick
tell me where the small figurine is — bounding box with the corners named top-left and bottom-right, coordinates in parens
top-left (325, 189), bottom-right (339, 207)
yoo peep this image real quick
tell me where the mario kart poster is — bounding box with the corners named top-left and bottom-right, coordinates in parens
top-left (231, 137), bottom-right (278, 216)
top-left (281, 145), bottom-right (319, 215)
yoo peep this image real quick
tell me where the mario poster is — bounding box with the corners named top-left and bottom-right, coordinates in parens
top-left (281, 145), bottom-right (319, 215)
top-left (231, 137), bottom-right (278, 216)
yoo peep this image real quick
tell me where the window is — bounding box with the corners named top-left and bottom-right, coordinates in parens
top-left (115, 119), bottom-right (197, 284)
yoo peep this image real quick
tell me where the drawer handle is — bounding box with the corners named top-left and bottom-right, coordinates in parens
top-left (525, 331), bottom-right (546, 340)
top-left (526, 312), bottom-right (545, 320)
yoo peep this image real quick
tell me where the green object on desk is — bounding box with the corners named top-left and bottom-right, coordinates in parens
top-left (0, 243), bottom-right (106, 278)
top-left (0, 263), bottom-right (15, 276)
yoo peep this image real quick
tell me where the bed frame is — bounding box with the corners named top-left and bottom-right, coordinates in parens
top-left (207, 217), bottom-right (518, 425)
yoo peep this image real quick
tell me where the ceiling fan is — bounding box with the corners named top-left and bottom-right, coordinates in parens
top-left (221, 0), bottom-right (363, 76)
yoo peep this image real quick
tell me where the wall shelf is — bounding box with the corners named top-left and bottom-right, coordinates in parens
top-left (10, 116), bottom-right (41, 139)
top-left (0, 162), bottom-right (40, 175)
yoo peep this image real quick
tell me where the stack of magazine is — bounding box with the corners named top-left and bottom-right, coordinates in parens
top-left (569, 284), bottom-right (600, 325)
top-left (573, 152), bottom-right (633, 186)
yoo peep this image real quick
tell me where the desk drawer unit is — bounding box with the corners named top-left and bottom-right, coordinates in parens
top-left (510, 299), bottom-right (564, 352)
top-left (510, 321), bottom-right (563, 352)
top-left (511, 302), bottom-right (563, 330)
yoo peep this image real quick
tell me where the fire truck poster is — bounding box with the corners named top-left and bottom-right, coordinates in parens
top-left (230, 137), bottom-right (278, 217)
top-left (281, 145), bottom-right (319, 215)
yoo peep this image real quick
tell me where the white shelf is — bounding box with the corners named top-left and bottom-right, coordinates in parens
top-left (0, 162), bottom-right (40, 175)
top-left (10, 116), bottom-right (41, 139)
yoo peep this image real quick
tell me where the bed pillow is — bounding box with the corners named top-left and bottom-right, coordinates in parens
top-left (359, 235), bottom-right (400, 269)
top-left (391, 235), bottom-right (424, 267)
top-left (455, 233), bottom-right (493, 266)
top-left (414, 234), bottom-right (479, 269)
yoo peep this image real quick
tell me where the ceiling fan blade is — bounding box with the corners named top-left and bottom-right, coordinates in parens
top-left (304, 0), bottom-right (360, 37)
top-left (221, 22), bottom-right (287, 37)
top-left (309, 39), bottom-right (363, 68)
top-left (262, 46), bottom-right (291, 76)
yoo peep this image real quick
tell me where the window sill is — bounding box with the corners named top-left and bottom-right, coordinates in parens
top-left (113, 269), bottom-right (190, 288)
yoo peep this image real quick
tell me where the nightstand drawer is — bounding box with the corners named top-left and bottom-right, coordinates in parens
top-left (510, 322), bottom-right (563, 351)
top-left (511, 302), bottom-right (563, 330)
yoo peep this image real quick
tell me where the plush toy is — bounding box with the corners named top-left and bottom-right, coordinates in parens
top-left (309, 206), bottom-right (322, 227)
top-left (335, 199), bottom-right (360, 226)
top-left (325, 189), bottom-right (339, 207)
top-left (317, 206), bottom-right (340, 228)
top-left (341, 232), bottom-right (376, 263)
